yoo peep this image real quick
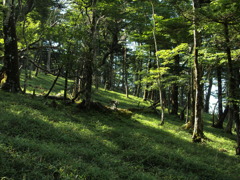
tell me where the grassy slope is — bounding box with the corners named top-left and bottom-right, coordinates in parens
top-left (0, 73), bottom-right (240, 180)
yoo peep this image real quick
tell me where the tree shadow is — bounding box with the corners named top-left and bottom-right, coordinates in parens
top-left (0, 94), bottom-right (240, 179)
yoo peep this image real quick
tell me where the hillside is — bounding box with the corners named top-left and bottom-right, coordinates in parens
top-left (0, 74), bottom-right (240, 180)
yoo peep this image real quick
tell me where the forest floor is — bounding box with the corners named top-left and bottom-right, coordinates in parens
top-left (0, 73), bottom-right (240, 180)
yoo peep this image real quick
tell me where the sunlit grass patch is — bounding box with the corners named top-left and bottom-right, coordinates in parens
top-left (20, 72), bottom-right (74, 95)
top-left (1, 73), bottom-right (240, 179)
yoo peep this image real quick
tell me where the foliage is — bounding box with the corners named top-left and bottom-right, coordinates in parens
top-left (1, 1), bottom-right (240, 178)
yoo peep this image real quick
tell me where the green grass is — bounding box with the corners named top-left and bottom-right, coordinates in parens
top-left (0, 73), bottom-right (239, 179)
top-left (20, 72), bottom-right (74, 96)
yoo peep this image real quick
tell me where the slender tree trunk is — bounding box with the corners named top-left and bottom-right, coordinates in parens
top-left (185, 91), bottom-right (191, 123)
top-left (217, 65), bottom-right (223, 118)
top-left (134, 67), bottom-right (142, 97)
top-left (151, 1), bottom-right (164, 125)
top-left (109, 53), bottom-right (114, 89)
top-left (171, 55), bottom-right (180, 115)
top-left (143, 58), bottom-right (151, 101)
top-left (104, 53), bottom-right (114, 90)
top-left (179, 86), bottom-right (184, 107)
top-left (45, 66), bottom-right (63, 98)
top-left (185, 65), bottom-right (195, 129)
top-left (64, 69), bottom-right (68, 100)
top-left (204, 74), bottom-right (213, 113)
top-left (192, 0), bottom-right (204, 142)
top-left (47, 50), bottom-right (51, 72)
top-left (214, 65), bottom-right (224, 128)
top-left (72, 69), bottom-right (79, 99)
top-left (84, 58), bottom-right (93, 107)
top-left (223, 22), bottom-right (240, 154)
top-left (2, 0), bottom-right (21, 92)
top-left (224, 22), bottom-right (236, 133)
top-left (123, 47), bottom-right (129, 98)
top-left (225, 109), bottom-right (234, 134)
top-left (23, 56), bottom-right (28, 93)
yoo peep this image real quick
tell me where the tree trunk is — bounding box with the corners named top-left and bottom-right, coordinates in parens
top-left (217, 65), bottom-right (223, 118)
top-left (192, 0), bottom-right (204, 142)
top-left (171, 55), bottom-right (180, 115)
top-left (214, 65), bottom-right (224, 128)
top-left (84, 0), bottom-right (98, 108)
top-left (225, 109), bottom-right (234, 134)
top-left (214, 105), bottom-right (229, 129)
top-left (45, 66), bottom-right (63, 98)
top-left (223, 22), bottom-right (240, 153)
top-left (64, 69), bottom-right (68, 100)
top-left (47, 50), bottom-right (51, 72)
top-left (179, 86), bottom-right (184, 107)
top-left (84, 58), bottom-right (93, 107)
top-left (2, 0), bottom-right (21, 92)
top-left (190, 68), bottom-right (196, 127)
top-left (133, 56), bottom-right (142, 97)
top-left (143, 58), bottom-right (151, 101)
top-left (185, 67), bottom-right (195, 129)
top-left (123, 46), bottom-right (129, 98)
top-left (204, 74), bottom-right (213, 113)
top-left (151, 1), bottom-right (164, 125)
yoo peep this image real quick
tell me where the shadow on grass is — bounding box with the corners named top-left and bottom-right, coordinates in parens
top-left (145, 110), bottom-right (238, 145)
top-left (0, 93), bottom-right (240, 179)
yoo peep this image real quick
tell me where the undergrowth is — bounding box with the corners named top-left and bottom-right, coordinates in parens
top-left (0, 73), bottom-right (239, 179)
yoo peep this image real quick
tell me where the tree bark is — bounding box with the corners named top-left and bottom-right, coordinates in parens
top-left (171, 55), bottom-right (180, 115)
top-left (105, 53), bottom-right (114, 90)
top-left (192, 0), bottom-right (204, 142)
top-left (204, 74), bottom-right (213, 113)
top-left (185, 67), bottom-right (195, 129)
top-left (214, 105), bottom-right (229, 129)
top-left (2, 0), bottom-right (21, 92)
top-left (214, 65), bottom-right (225, 128)
top-left (83, 0), bottom-right (98, 108)
top-left (45, 66), bottom-right (63, 98)
top-left (217, 65), bottom-right (223, 118)
top-left (223, 22), bottom-right (240, 153)
top-left (151, 1), bottom-right (164, 125)
top-left (123, 46), bottom-right (129, 98)
top-left (224, 22), bottom-right (238, 131)
top-left (143, 57), bottom-right (151, 101)
top-left (64, 69), bottom-right (68, 100)
top-left (47, 50), bottom-right (51, 72)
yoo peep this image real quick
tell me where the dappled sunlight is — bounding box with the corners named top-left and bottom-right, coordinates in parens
top-left (20, 72), bottom-right (74, 96)
top-left (1, 0), bottom-right (240, 178)
top-left (0, 87), bottom-right (240, 179)
top-left (93, 88), bottom-right (150, 109)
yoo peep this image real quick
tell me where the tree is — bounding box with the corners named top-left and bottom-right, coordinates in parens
top-left (1, 0), bottom-right (60, 92)
top-left (2, 0), bottom-right (21, 92)
top-left (199, 0), bottom-right (240, 153)
top-left (192, 0), bottom-right (204, 142)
